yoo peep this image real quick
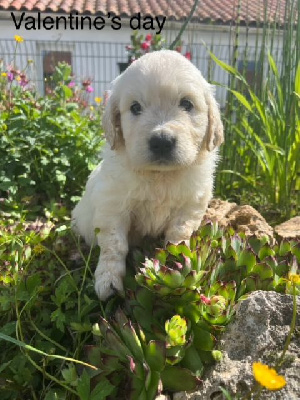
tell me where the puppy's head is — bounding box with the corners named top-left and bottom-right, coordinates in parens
top-left (103, 50), bottom-right (224, 170)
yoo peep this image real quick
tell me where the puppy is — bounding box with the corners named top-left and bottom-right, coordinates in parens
top-left (72, 50), bottom-right (224, 301)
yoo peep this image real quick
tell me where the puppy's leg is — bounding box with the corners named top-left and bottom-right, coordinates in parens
top-left (94, 220), bottom-right (130, 301)
top-left (165, 199), bottom-right (209, 246)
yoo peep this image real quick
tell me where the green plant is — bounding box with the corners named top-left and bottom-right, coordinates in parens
top-left (125, 32), bottom-right (192, 63)
top-left (1, 220), bottom-right (298, 399)
top-left (212, 51), bottom-right (299, 221)
top-left (212, 0), bottom-right (300, 222)
top-left (126, 32), bottom-right (166, 62)
top-left (0, 53), bottom-right (104, 220)
top-left (82, 221), bottom-right (299, 399)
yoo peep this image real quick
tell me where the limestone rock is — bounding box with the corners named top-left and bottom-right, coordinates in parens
top-left (174, 291), bottom-right (300, 400)
top-left (274, 216), bottom-right (300, 239)
top-left (205, 200), bottom-right (274, 238)
top-left (204, 199), bottom-right (237, 226)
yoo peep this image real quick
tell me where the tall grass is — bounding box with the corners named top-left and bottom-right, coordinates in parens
top-left (214, 0), bottom-right (300, 222)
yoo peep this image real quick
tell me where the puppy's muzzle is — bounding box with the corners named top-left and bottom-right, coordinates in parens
top-left (149, 134), bottom-right (177, 161)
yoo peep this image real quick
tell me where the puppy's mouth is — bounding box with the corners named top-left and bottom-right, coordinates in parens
top-left (144, 157), bottom-right (184, 172)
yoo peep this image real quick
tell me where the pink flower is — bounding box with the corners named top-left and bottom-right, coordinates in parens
top-left (125, 45), bottom-right (133, 51)
top-left (145, 34), bottom-right (152, 42)
top-left (129, 356), bottom-right (136, 373)
top-left (141, 41), bottom-right (151, 51)
top-left (20, 79), bottom-right (29, 87)
top-left (200, 294), bottom-right (211, 305)
top-left (185, 52), bottom-right (192, 61)
top-left (68, 81), bottom-right (75, 88)
top-left (7, 72), bottom-right (14, 82)
top-left (86, 85), bottom-right (94, 93)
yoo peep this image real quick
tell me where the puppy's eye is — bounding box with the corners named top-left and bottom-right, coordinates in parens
top-left (179, 98), bottom-right (194, 112)
top-left (130, 101), bottom-right (142, 115)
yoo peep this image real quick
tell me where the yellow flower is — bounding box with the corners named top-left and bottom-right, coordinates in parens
top-left (16, 76), bottom-right (21, 81)
top-left (253, 362), bottom-right (286, 390)
top-left (90, 105), bottom-right (94, 111)
top-left (288, 273), bottom-right (300, 285)
top-left (95, 97), bottom-right (102, 104)
top-left (33, 244), bottom-right (45, 255)
top-left (14, 35), bottom-right (24, 43)
top-left (1, 72), bottom-right (7, 77)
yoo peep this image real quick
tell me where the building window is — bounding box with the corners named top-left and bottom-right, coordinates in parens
top-left (42, 50), bottom-right (72, 92)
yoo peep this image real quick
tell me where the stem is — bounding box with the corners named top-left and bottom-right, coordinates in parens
top-left (169, 0), bottom-right (200, 50)
top-left (15, 294), bottom-right (78, 396)
top-left (276, 283), bottom-right (297, 368)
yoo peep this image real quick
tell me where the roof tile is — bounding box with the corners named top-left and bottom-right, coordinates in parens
top-left (0, 0), bottom-right (294, 25)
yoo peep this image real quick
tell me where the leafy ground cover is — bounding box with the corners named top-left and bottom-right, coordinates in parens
top-left (0, 219), bottom-right (299, 399)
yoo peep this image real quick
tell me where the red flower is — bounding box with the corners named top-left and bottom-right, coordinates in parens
top-left (141, 41), bottom-right (151, 51)
top-left (185, 52), bottom-right (192, 60)
top-left (200, 294), bottom-right (211, 305)
top-left (145, 34), bottom-right (152, 42)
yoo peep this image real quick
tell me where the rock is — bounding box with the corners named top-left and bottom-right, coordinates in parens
top-left (226, 205), bottom-right (274, 238)
top-left (174, 291), bottom-right (300, 400)
top-left (205, 200), bottom-right (274, 238)
top-left (274, 216), bottom-right (300, 239)
top-left (204, 199), bottom-right (237, 226)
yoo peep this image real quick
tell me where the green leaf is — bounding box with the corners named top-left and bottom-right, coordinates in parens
top-left (258, 245), bottom-right (275, 260)
top-left (146, 370), bottom-right (161, 400)
top-left (62, 364), bottom-right (77, 384)
top-left (230, 90), bottom-right (252, 112)
top-left (209, 52), bottom-right (240, 76)
top-left (251, 263), bottom-right (274, 280)
top-left (136, 287), bottom-right (154, 310)
top-left (119, 322), bottom-right (144, 362)
top-left (193, 325), bottom-right (215, 351)
top-left (181, 345), bottom-right (204, 377)
top-left (161, 365), bottom-right (199, 391)
top-left (77, 370), bottom-right (90, 400)
top-left (268, 53), bottom-right (279, 78)
top-left (145, 340), bottom-right (166, 372)
top-left (104, 326), bottom-right (132, 361)
top-left (90, 377), bottom-right (115, 400)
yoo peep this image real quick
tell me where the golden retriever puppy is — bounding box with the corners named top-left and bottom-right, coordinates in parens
top-left (72, 50), bottom-right (224, 300)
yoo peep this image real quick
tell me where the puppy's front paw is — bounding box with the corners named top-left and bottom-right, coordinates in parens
top-left (95, 270), bottom-right (124, 301)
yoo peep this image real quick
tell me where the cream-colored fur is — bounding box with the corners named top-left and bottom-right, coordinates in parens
top-left (72, 50), bottom-right (224, 300)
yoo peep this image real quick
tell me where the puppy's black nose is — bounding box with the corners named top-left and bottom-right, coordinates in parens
top-left (149, 134), bottom-right (176, 159)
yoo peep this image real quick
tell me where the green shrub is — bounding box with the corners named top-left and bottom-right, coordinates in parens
top-left (0, 59), bottom-right (104, 219)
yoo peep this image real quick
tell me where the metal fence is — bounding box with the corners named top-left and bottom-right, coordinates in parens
top-left (0, 39), bottom-right (283, 106)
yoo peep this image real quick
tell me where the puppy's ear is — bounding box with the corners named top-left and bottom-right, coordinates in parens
top-left (102, 90), bottom-right (124, 150)
top-left (205, 92), bottom-right (224, 152)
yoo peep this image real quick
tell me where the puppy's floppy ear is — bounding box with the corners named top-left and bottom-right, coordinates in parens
top-left (205, 91), bottom-right (224, 152)
top-left (102, 90), bottom-right (124, 150)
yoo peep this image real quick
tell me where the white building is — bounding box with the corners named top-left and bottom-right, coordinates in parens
top-left (0, 0), bottom-right (288, 105)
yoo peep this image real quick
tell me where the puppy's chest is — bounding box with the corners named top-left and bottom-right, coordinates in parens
top-left (129, 180), bottom-right (183, 237)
